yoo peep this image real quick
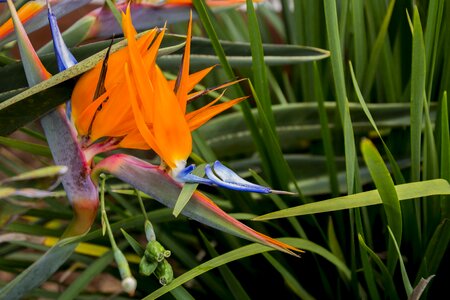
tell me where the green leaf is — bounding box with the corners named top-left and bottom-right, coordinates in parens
top-left (349, 61), bottom-right (404, 184)
top-left (254, 179), bottom-right (450, 220)
top-left (199, 231), bottom-right (251, 300)
top-left (0, 241), bottom-right (78, 300)
top-left (313, 63), bottom-right (340, 196)
top-left (323, 0), bottom-right (358, 194)
top-left (414, 218), bottom-right (450, 284)
top-left (387, 226), bottom-right (413, 296)
top-left (263, 253), bottom-right (315, 300)
top-left (58, 247), bottom-right (116, 300)
top-left (121, 228), bottom-right (145, 257)
top-left (350, 0), bottom-right (367, 82)
top-left (361, 138), bottom-right (402, 274)
top-left (246, 0), bottom-right (274, 128)
top-left (361, 0), bottom-right (396, 97)
top-left (410, 7), bottom-right (426, 182)
top-left (0, 187), bottom-right (15, 198)
top-left (0, 136), bottom-right (51, 156)
top-left (251, 170), bottom-right (306, 238)
top-left (144, 238), bottom-right (350, 299)
top-left (173, 164), bottom-right (206, 217)
top-left (440, 92), bottom-right (450, 218)
top-left (199, 102), bottom-right (435, 158)
top-left (0, 165), bottom-right (67, 183)
top-left (358, 234), bottom-right (399, 300)
top-left (327, 218), bottom-right (347, 283)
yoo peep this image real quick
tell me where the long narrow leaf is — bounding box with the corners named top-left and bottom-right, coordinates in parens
top-left (144, 238), bottom-right (350, 299)
top-left (255, 179), bottom-right (450, 220)
top-left (361, 138), bottom-right (402, 274)
top-left (323, 0), bottom-right (358, 194)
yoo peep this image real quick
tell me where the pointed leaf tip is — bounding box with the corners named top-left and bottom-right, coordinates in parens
top-left (6, 0), bottom-right (50, 85)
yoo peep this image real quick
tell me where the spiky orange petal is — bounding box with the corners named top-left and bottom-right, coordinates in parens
top-left (175, 11), bottom-right (192, 114)
top-left (119, 128), bottom-right (152, 150)
top-left (75, 90), bottom-right (110, 136)
top-left (124, 62), bottom-right (161, 156)
top-left (186, 97), bottom-right (247, 131)
top-left (153, 65), bottom-right (192, 168)
top-left (0, 1), bottom-right (44, 39)
top-left (122, 6), bottom-right (157, 125)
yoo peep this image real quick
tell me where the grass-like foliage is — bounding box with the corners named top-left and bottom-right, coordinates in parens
top-left (0, 0), bottom-right (449, 299)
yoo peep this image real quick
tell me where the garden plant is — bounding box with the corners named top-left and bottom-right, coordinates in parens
top-left (0, 0), bottom-right (449, 299)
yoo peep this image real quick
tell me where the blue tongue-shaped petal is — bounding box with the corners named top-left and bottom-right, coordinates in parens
top-left (205, 161), bottom-right (272, 194)
top-left (46, 0), bottom-right (77, 119)
top-left (176, 164), bottom-right (214, 185)
top-left (47, 1), bottom-right (77, 71)
top-left (177, 161), bottom-right (294, 195)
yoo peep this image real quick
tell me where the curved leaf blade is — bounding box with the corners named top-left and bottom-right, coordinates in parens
top-left (144, 238), bottom-right (350, 299)
top-left (254, 179), bottom-right (450, 220)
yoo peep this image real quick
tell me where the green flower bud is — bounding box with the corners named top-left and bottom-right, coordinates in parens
top-left (145, 240), bottom-right (167, 262)
top-left (113, 249), bottom-right (132, 280)
top-left (155, 259), bottom-right (173, 286)
top-left (139, 256), bottom-right (157, 276)
top-left (122, 277), bottom-right (137, 296)
top-left (114, 249), bottom-right (136, 294)
top-left (144, 220), bottom-right (156, 241)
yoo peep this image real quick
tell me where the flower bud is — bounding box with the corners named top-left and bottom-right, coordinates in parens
top-left (145, 240), bottom-right (167, 262)
top-left (155, 259), bottom-right (173, 286)
top-left (139, 256), bottom-right (157, 276)
top-left (144, 220), bottom-right (156, 241)
top-left (121, 277), bottom-right (137, 296)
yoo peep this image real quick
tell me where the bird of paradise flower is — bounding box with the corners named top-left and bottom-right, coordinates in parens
top-left (1, 0), bottom-right (301, 297)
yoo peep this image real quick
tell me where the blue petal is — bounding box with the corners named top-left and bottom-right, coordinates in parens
top-left (47, 1), bottom-right (77, 71)
top-left (47, 0), bottom-right (77, 119)
top-left (176, 164), bottom-right (214, 185)
top-left (205, 161), bottom-right (271, 194)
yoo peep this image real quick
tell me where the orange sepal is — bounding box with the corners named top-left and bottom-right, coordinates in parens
top-left (186, 96), bottom-right (247, 131)
top-left (71, 64), bottom-right (102, 121)
top-left (188, 78), bottom-right (245, 101)
top-left (175, 11), bottom-right (193, 114)
top-left (125, 62), bottom-right (161, 154)
top-left (0, 1), bottom-right (44, 39)
top-left (153, 66), bottom-right (192, 168)
top-left (119, 129), bottom-right (152, 150)
top-left (75, 91), bottom-right (111, 136)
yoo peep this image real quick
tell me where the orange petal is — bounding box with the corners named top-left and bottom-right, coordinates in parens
top-left (186, 66), bottom-right (215, 92)
top-left (125, 63), bottom-right (161, 154)
top-left (122, 6), bottom-right (156, 124)
top-left (72, 62), bottom-right (103, 120)
top-left (119, 129), bottom-right (152, 150)
top-left (90, 83), bottom-right (135, 140)
top-left (168, 65), bottom-right (214, 91)
top-left (143, 29), bottom-right (164, 73)
top-left (153, 66), bottom-right (192, 168)
top-left (75, 91), bottom-right (111, 136)
top-left (186, 96), bottom-right (247, 131)
top-left (188, 78), bottom-right (245, 101)
top-left (0, 1), bottom-right (44, 39)
top-left (174, 11), bottom-right (192, 114)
